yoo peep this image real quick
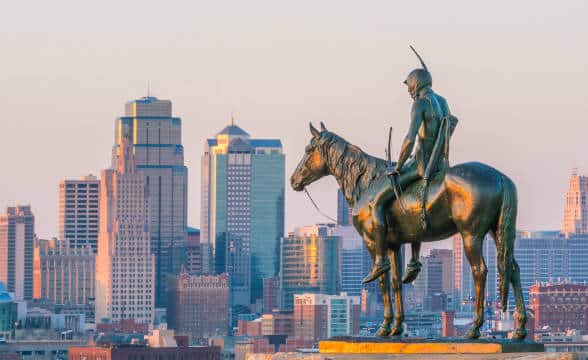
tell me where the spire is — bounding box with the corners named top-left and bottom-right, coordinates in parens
top-left (230, 111), bottom-right (235, 127)
top-left (147, 81), bottom-right (151, 98)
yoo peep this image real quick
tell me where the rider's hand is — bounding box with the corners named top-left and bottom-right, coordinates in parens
top-left (386, 166), bottom-right (399, 177)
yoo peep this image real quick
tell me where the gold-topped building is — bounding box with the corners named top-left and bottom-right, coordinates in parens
top-left (562, 169), bottom-right (588, 236)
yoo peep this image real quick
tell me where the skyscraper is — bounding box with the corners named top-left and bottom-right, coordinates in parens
top-left (59, 175), bottom-right (100, 252)
top-left (0, 205), bottom-right (35, 300)
top-left (112, 96), bottom-right (188, 307)
top-left (337, 189), bottom-right (353, 226)
top-left (280, 224), bottom-right (341, 309)
top-left (562, 170), bottom-right (588, 236)
top-left (201, 122), bottom-right (285, 303)
top-left (95, 132), bottom-right (155, 325)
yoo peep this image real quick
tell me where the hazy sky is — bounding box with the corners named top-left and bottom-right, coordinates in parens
top-left (1, 1), bottom-right (587, 239)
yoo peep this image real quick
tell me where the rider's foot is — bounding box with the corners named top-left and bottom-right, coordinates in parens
top-left (362, 258), bottom-right (391, 284)
top-left (402, 260), bottom-right (422, 284)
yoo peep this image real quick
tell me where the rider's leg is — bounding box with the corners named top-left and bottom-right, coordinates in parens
top-left (362, 178), bottom-right (394, 284)
top-left (402, 242), bottom-right (422, 284)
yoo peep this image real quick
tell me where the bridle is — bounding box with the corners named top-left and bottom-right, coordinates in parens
top-left (303, 187), bottom-right (338, 223)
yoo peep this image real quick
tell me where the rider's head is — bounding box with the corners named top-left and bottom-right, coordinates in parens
top-left (404, 68), bottom-right (432, 100)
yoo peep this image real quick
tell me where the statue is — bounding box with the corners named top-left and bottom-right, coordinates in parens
top-left (363, 46), bottom-right (459, 285)
top-left (290, 49), bottom-right (528, 340)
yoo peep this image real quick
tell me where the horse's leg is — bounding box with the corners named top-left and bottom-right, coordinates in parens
top-left (511, 259), bottom-right (528, 340)
top-left (462, 233), bottom-right (487, 339)
top-left (362, 234), bottom-right (392, 337)
top-left (390, 248), bottom-right (404, 336)
top-left (376, 269), bottom-right (393, 337)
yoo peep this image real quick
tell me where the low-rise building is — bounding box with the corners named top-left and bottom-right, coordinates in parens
top-left (529, 281), bottom-right (588, 332)
top-left (293, 293), bottom-right (359, 341)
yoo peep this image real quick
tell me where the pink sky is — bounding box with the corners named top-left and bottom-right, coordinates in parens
top-left (1, 1), bottom-right (587, 238)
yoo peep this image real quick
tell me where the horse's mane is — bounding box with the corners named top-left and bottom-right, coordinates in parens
top-left (320, 131), bottom-right (388, 208)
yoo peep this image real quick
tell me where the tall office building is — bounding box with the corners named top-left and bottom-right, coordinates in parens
top-left (430, 249), bottom-right (453, 295)
top-left (95, 133), bottom-right (155, 325)
top-left (34, 238), bottom-right (95, 306)
top-left (0, 205), bottom-right (35, 300)
top-left (280, 224), bottom-right (341, 310)
top-left (113, 96), bottom-right (188, 307)
top-left (335, 225), bottom-right (375, 297)
top-left (337, 189), bottom-right (353, 226)
top-left (562, 170), bottom-right (588, 236)
top-left (186, 227), bottom-right (201, 275)
top-left (201, 122), bottom-right (284, 302)
top-left (59, 175), bottom-right (100, 252)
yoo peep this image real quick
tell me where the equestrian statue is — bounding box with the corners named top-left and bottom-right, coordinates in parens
top-left (290, 47), bottom-right (527, 340)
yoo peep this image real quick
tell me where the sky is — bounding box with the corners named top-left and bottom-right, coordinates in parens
top-left (1, 0), bottom-right (587, 239)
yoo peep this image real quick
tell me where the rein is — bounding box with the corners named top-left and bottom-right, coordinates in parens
top-left (304, 187), bottom-right (338, 223)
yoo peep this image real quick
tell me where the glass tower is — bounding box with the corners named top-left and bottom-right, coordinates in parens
top-left (201, 123), bottom-right (285, 304)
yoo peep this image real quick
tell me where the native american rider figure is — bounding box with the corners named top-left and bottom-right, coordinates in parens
top-left (362, 47), bottom-right (459, 284)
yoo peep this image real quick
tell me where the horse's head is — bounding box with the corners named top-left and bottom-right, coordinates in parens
top-left (290, 122), bottom-right (330, 191)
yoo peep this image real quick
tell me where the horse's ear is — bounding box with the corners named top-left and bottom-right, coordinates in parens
top-left (320, 122), bottom-right (327, 132)
top-left (309, 122), bottom-right (320, 139)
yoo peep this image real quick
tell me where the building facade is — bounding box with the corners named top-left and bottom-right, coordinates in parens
top-left (562, 171), bottom-right (588, 236)
top-left (113, 96), bottom-right (188, 307)
top-left (95, 133), bottom-right (156, 325)
top-left (293, 293), bottom-right (360, 341)
top-left (201, 123), bottom-right (284, 303)
top-left (0, 282), bottom-right (13, 340)
top-left (0, 205), bottom-right (35, 300)
top-left (529, 282), bottom-right (588, 332)
top-left (337, 189), bottom-right (353, 226)
top-left (58, 175), bottom-right (100, 252)
top-left (166, 272), bottom-right (230, 341)
top-left (335, 225), bottom-right (375, 297)
top-left (34, 238), bottom-right (95, 307)
top-left (263, 277), bottom-right (280, 314)
top-left (280, 224), bottom-right (341, 310)
top-left (186, 227), bottom-right (201, 275)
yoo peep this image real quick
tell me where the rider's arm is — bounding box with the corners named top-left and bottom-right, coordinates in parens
top-left (394, 101), bottom-right (423, 172)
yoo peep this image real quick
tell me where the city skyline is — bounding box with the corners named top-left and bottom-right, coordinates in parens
top-left (2, 1), bottom-right (588, 239)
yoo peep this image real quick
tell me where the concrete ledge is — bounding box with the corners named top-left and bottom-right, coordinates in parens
top-left (319, 337), bottom-right (545, 354)
top-left (247, 353), bottom-right (582, 360)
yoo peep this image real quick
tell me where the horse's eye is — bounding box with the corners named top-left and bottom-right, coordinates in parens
top-left (305, 145), bottom-right (313, 153)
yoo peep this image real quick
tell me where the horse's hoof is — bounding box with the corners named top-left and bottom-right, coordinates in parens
top-left (402, 261), bottom-right (421, 284)
top-left (375, 325), bottom-right (392, 337)
top-left (466, 328), bottom-right (481, 339)
top-left (512, 328), bottom-right (527, 340)
top-left (390, 326), bottom-right (403, 336)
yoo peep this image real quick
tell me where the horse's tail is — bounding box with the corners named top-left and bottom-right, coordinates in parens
top-left (495, 175), bottom-right (518, 312)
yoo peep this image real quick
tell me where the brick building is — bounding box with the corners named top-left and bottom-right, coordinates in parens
top-left (69, 345), bottom-right (220, 360)
top-left (529, 282), bottom-right (588, 332)
top-left (167, 272), bottom-right (229, 341)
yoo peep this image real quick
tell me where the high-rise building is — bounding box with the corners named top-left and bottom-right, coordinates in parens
top-left (280, 224), bottom-right (341, 310)
top-left (95, 133), bottom-right (156, 325)
top-left (167, 272), bottom-right (230, 341)
top-left (562, 170), bottom-right (588, 236)
top-left (186, 227), bottom-right (201, 275)
top-left (530, 281), bottom-right (588, 332)
top-left (34, 238), bottom-right (95, 307)
top-left (293, 293), bottom-right (360, 341)
top-left (430, 249), bottom-right (453, 295)
top-left (0, 205), bottom-right (35, 300)
top-left (414, 254), bottom-right (443, 310)
top-left (337, 189), bottom-right (353, 226)
top-left (335, 225), bottom-right (375, 297)
top-left (59, 175), bottom-right (100, 252)
top-left (263, 277), bottom-right (280, 314)
top-left (113, 96), bottom-right (188, 307)
top-left (201, 122), bottom-right (284, 303)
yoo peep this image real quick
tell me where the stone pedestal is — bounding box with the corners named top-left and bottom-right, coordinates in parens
top-left (319, 337), bottom-right (545, 354)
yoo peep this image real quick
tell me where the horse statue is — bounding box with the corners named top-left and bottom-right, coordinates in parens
top-left (290, 122), bottom-right (527, 340)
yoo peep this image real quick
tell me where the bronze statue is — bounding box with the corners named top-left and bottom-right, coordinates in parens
top-left (363, 46), bottom-right (459, 285)
top-left (290, 122), bottom-right (528, 340)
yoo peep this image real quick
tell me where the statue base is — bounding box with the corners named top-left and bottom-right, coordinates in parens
top-left (319, 337), bottom-right (545, 354)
